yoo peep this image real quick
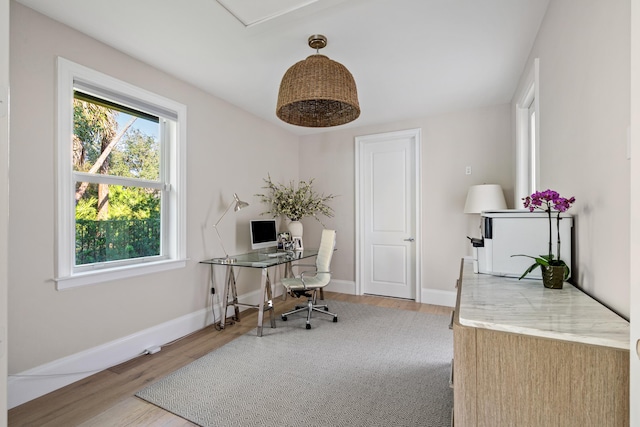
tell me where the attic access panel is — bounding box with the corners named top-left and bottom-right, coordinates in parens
top-left (215, 0), bottom-right (319, 27)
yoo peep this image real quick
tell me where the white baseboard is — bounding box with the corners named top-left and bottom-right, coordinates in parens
top-left (8, 305), bottom-right (219, 409)
top-left (327, 279), bottom-right (455, 308)
top-left (8, 281), bottom-right (454, 408)
top-left (325, 279), bottom-right (356, 294)
top-left (8, 283), bottom-right (296, 409)
top-left (421, 288), bottom-right (456, 308)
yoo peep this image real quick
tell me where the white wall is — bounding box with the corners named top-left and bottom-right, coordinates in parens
top-left (1, 0), bottom-right (9, 422)
top-left (629, 0), bottom-right (639, 424)
top-left (298, 104), bottom-right (513, 298)
top-left (513, 0), bottom-right (631, 317)
top-left (8, 2), bottom-right (299, 377)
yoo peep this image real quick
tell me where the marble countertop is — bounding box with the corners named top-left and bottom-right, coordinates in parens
top-left (458, 259), bottom-right (629, 350)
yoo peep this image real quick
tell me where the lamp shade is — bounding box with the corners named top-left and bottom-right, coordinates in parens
top-left (464, 184), bottom-right (507, 214)
top-left (232, 193), bottom-right (249, 212)
top-left (276, 35), bottom-right (360, 128)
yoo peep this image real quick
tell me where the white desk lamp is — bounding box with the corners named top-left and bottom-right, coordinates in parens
top-left (213, 193), bottom-right (249, 264)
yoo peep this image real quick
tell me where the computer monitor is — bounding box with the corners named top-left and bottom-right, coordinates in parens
top-left (250, 219), bottom-right (278, 251)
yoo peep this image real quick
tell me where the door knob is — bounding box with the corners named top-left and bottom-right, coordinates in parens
top-left (404, 238), bottom-right (415, 242)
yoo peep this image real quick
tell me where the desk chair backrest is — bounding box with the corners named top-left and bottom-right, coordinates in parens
top-left (315, 229), bottom-right (336, 284)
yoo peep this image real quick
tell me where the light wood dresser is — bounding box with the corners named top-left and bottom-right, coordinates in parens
top-left (452, 259), bottom-right (629, 427)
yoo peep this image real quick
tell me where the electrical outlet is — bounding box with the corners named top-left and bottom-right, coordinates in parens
top-left (145, 346), bottom-right (161, 355)
top-left (465, 166), bottom-right (472, 175)
top-left (0, 87), bottom-right (7, 118)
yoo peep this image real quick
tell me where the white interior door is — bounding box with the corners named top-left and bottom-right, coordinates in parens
top-left (356, 129), bottom-right (421, 300)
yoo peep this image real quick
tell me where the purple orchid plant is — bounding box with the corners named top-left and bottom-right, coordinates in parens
top-left (514, 189), bottom-right (576, 280)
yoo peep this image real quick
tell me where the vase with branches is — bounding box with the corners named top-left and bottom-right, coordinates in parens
top-left (256, 175), bottom-right (336, 250)
top-left (256, 174), bottom-right (336, 223)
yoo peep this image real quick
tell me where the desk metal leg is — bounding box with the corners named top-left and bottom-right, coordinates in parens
top-left (228, 267), bottom-right (240, 322)
top-left (256, 268), bottom-right (276, 337)
top-left (219, 266), bottom-right (230, 330)
top-left (219, 265), bottom-right (240, 329)
top-left (266, 271), bottom-right (276, 329)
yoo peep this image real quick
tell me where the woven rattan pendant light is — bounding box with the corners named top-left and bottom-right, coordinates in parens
top-left (276, 35), bottom-right (360, 127)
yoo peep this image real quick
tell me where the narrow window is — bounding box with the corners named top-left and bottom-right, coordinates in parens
top-left (528, 105), bottom-right (537, 195)
top-left (515, 58), bottom-right (540, 202)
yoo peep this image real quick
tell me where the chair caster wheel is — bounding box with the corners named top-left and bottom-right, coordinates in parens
top-left (281, 316), bottom-right (287, 321)
top-left (324, 307), bottom-right (329, 311)
top-left (306, 324), bottom-right (311, 329)
top-left (333, 317), bottom-right (338, 322)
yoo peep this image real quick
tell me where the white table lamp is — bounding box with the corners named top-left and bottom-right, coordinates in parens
top-left (464, 184), bottom-right (507, 214)
top-left (464, 184), bottom-right (507, 273)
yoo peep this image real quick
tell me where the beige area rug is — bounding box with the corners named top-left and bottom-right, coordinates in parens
top-left (136, 300), bottom-right (453, 427)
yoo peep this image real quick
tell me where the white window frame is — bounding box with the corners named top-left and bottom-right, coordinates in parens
top-left (515, 57), bottom-right (540, 203)
top-left (55, 57), bottom-right (187, 289)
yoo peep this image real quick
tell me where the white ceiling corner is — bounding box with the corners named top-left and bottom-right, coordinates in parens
top-left (215, 0), bottom-right (319, 27)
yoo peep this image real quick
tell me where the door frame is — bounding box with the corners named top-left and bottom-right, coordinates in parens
top-left (355, 128), bottom-right (422, 302)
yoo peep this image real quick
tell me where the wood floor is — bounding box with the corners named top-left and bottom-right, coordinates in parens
top-left (8, 292), bottom-right (451, 427)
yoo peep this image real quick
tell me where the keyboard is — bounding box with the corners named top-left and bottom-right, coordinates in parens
top-left (266, 252), bottom-right (287, 258)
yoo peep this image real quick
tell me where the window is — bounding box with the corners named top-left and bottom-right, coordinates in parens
top-left (515, 58), bottom-right (540, 202)
top-left (56, 58), bottom-right (186, 289)
top-left (526, 97), bottom-right (537, 195)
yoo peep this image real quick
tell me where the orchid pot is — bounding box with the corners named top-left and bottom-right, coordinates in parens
top-left (512, 189), bottom-right (575, 289)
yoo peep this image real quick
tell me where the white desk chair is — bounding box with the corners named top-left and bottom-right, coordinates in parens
top-left (281, 229), bottom-right (337, 329)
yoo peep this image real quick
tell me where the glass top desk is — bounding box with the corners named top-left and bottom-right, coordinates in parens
top-left (200, 249), bottom-right (320, 336)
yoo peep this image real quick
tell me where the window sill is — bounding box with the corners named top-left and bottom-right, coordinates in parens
top-left (54, 258), bottom-right (188, 290)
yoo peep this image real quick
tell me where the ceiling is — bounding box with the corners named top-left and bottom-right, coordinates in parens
top-left (15, 0), bottom-right (550, 136)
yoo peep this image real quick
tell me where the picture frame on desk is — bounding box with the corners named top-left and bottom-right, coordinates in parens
top-left (292, 237), bottom-right (303, 251)
top-left (277, 232), bottom-right (291, 250)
